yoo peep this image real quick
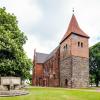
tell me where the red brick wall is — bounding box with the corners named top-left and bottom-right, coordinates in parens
top-left (71, 34), bottom-right (89, 58)
top-left (35, 64), bottom-right (43, 76)
top-left (60, 34), bottom-right (89, 60)
top-left (32, 63), bottom-right (43, 86)
top-left (43, 48), bottom-right (60, 87)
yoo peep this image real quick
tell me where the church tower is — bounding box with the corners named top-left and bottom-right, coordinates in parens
top-left (59, 14), bottom-right (89, 88)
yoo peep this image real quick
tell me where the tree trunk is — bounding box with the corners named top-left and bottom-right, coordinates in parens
top-left (96, 81), bottom-right (99, 87)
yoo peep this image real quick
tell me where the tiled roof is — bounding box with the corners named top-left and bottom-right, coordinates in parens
top-left (35, 46), bottom-right (59, 63)
top-left (35, 52), bottom-right (48, 63)
top-left (60, 14), bottom-right (89, 43)
top-left (45, 46), bottom-right (59, 61)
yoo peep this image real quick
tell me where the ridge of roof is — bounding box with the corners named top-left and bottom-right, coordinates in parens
top-left (45, 46), bottom-right (59, 61)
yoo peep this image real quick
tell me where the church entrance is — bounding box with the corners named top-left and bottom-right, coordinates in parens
top-left (65, 79), bottom-right (68, 87)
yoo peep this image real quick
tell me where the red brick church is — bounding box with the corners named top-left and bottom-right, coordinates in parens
top-left (32, 13), bottom-right (89, 88)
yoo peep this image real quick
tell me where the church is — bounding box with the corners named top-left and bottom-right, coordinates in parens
top-left (32, 13), bottom-right (89, 88)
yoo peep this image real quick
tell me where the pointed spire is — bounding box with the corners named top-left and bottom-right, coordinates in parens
top-left (33, 48), bottom-right (36, 64)
top-left (60, 14), bottom-right (89, 43)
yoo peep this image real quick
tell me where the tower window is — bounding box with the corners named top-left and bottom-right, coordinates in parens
top-left (78, 42), bottom-right (80, 47)
top-left (63, 44), bottom-right (67, 51)
top-left (81, 42), bottom-right (83, 47)
top-left (63, 44), bottom-right (68, 58)
top-left (63, 46), bottom-right (65, 51)
top-left (66, 44), bottom-right (67, 49)
top-left (78, 42), bottom-right (83, 48)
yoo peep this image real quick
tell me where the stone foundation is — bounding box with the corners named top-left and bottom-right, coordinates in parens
top-left (60, 56), bottom-right (89, 88)
top-left (60, 56), bottom-right (72, 87)
top-left (71, 56), bottom-right (89, 88)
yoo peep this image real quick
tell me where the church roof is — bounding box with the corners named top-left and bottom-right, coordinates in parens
top-left (45, 46), bottom-right (59, 61)
top-left (35, 52), bottom-right (48, 63)
top-left (35, 46), bottom-right (59, 63)
top-left (60, 14), bottom-right (89, 43)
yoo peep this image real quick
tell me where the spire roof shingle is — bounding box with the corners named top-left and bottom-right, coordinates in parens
top-left (60, 14), bottom-right (89, 43)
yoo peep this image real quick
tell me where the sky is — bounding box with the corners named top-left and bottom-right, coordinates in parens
top-left (0, 0), bottom-right (100, 59)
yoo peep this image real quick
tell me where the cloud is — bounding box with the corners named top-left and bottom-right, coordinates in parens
top-left (0, 0), bottom-right (43, 30)
top-left (23, 33), bottom-right (51, 59)
top-left (0, 0), bottom-right (100, 59)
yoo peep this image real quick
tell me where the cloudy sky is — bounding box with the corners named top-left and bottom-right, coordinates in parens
top-left (0, 0), bottom-right (100, 59)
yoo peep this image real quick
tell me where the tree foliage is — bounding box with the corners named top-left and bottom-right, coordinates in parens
top-left (0, 7), bottom-right (32, 80)
top-left (89, 42), bottom-right (100, 86)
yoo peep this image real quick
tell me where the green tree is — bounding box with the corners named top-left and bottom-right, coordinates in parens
top-left (0, 7), bottom-right (32, 80)
top-left (89, 42), bottom-right (100, 87)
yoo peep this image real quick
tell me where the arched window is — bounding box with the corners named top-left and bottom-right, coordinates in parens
top-left (81, 42), bottom-right (83, 47)
top-left (64, 46), bottom-right (66, 51)
top-left (78, 42), bottom-right (80, 47)
top-left (63, 44), bottom-right (67, 51)
top-left (63, 44), bottom-right (68, 58)
top-left (53, 73), bottom-right (56, 79)
top-left (66, 44), bottom-right (67, 50)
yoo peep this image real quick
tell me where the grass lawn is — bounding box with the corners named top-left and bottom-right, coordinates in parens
top-left (0, 87), bottom-right (100, 100)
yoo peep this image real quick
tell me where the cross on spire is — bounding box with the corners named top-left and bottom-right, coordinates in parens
top-left (72, 8), bottom-right (74, 13)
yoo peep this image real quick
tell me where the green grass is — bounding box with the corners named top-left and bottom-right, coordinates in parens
top-left (0, 87), bottom-right (100, 100)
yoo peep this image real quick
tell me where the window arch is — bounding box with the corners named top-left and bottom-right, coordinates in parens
top-left (66, 44), bottom-right (67, 50)
top-left (63, 44), bottom-right (67, 51)
top-left (81, 42), bottom-right (83, 47)
top-left (78, 42), bottom-right (80, 47)
top-left (63, 44), bottom-right (68, 58)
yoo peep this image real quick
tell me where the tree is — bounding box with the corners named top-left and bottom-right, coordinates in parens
top-left (0, 7), bottom-right (32, 80)
top-left (89, 42), bottom-right (100, 87)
